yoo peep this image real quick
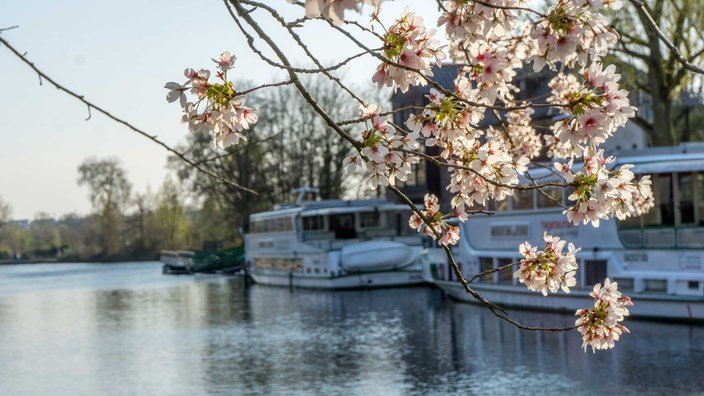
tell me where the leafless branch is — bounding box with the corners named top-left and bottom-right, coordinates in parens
top-left (0, 36), bottom-right (258, 196)
top-left (628, 0), bottom-right (704, 75)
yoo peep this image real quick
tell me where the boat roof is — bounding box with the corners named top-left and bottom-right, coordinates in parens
top-left (524, 144), bottom-right (704, 180)
top-left (250, 199), bottom-right (416, 219)
top-left (610, 144), bottom-right (704, 173)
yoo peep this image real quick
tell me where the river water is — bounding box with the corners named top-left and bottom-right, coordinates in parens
top-left (0, 262), bottom-right (702, 396)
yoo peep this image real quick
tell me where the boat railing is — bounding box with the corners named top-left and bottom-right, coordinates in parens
top-left (358, 228), bottom-right (397, 239)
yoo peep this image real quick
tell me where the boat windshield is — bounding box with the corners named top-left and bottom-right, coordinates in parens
top-left (301, 209), bottom-right (416, 242)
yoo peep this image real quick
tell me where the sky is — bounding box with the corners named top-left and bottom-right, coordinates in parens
top-left (0, 0), bottom-right (441, 220)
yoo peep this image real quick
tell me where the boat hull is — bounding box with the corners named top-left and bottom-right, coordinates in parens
top-left (249, 269), bottom-right (426, 290)
top-left (162, 263), bottom-right (192, 275)
top-left (432, 278), bottom-right (704, 323)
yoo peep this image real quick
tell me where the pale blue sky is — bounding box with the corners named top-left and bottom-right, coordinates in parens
top-left (1, 1), bottom-right (441, 219)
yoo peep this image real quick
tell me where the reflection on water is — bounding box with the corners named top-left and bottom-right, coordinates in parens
top-left (0, 262), bottom-right (702, 396)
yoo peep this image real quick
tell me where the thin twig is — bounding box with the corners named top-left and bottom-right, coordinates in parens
top-left (0, 36), bottom-right (258, 196)
top-left (239, 0), bottom-right (366, 105)
top-left (228, 0), bottom-right (361, 151)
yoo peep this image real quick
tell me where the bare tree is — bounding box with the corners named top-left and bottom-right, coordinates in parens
top-left (170, 130), bottom-right (271, 243)
top-left (257, 75), bottom-right (358, 201)
top-left (612, 0), bottom-right (704, 145)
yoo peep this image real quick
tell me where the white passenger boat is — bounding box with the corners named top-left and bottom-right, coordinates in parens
top-left (425, 144), bottom-right (704, 322)
top-left (244, 188), bottom-right (426, 289)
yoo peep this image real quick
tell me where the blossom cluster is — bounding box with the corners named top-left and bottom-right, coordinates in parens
top-left (555, 148), bottom-right (655, 226)
top-left (548, 63), bottom-right (637, 157)
top-left (438, 1), bottom-right (527, 105)
top-left (165, 51), bottom-right (258, 148)
top-left (513, 232), bottom-right (580, 296)
top-left (575, 278), bottom-right (633, 352)
top-left (405, 87), bottom-right (486, 148)
top-left (529, 0), bottom-right (622, 72)
top-left (344, 104), bottom-right (420, 188)
top-left (404, 87), bottom-right (530, 214)
top-left (446, 140), bottom-right (528, 212)
top-left (372, 7), bottom-right (445, 93)
top-left (438, 0), bottom-right (521, 43)
top-left (486, 108), bottom-right (543, 160)
top-left (408, 194), bottom-right (462, 246)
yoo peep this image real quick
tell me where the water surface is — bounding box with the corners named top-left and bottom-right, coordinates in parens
top-left (0, 262), bottom-right (702, 395)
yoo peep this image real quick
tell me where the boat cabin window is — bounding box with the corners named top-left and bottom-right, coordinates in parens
top-left (329, 213), bottom-right (356, 239)
top-left (617, 171), bottom-right (704, 248)
top-left (390, 211), bottom-right (417, 237)
top-left (511, 189), bottom-right (535, 210)
top-left (302, 215), bottom-right (324, 231)
top-left (612, 278), bottom-right (634, 292)
top-left (536, 187), bottom-right (562, 208)
top-left (583, 259), bottom-right (607, 287)
top-left (497, 258), bottom-right (515, 285)
top-left (300, 209), bottom-right (418, 242)
top-left (359, 211), bottom-right (381, 228)
top-left (644, 279), bottom-right (667, 293)
top-left (654, 174), bottom-right (674, 226)
top-left (488, 186), bottom-right (565, 213)
top-left (487, 198), bottom-right (509, 212)
top-left (478, 257), bottom-right (494, 284)
top-left (251, 217), bottom-right (294, 233)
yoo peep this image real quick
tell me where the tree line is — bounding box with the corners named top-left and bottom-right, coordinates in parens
top-left (0, 76), bottom-right (372, 262)
top-left (1, 0), bottom-right (703, 262)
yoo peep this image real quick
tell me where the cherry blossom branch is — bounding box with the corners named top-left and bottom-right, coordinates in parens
top-left (324, 18), bottom-right (569, 112)
top-left (223, 1), bottom-right (372, 77)
top-left (0, 36), bottom-right (258, 196)
top-left (408, 147), bottom-right (568, 191)
top-left (471, 0), bottom-right (547, 18)
top-left (236, 78), bottom-right (295, 96)
top-left (442, 240), bottom-right (576, 332)
top-left (194, 0), bottom-right (637, 346)
top-left (388, 184), bottom-right (576, 332)
top-left (465, 260), bottom-right (518, 283)
top-left (228, 0), bottom-right (361, 151)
